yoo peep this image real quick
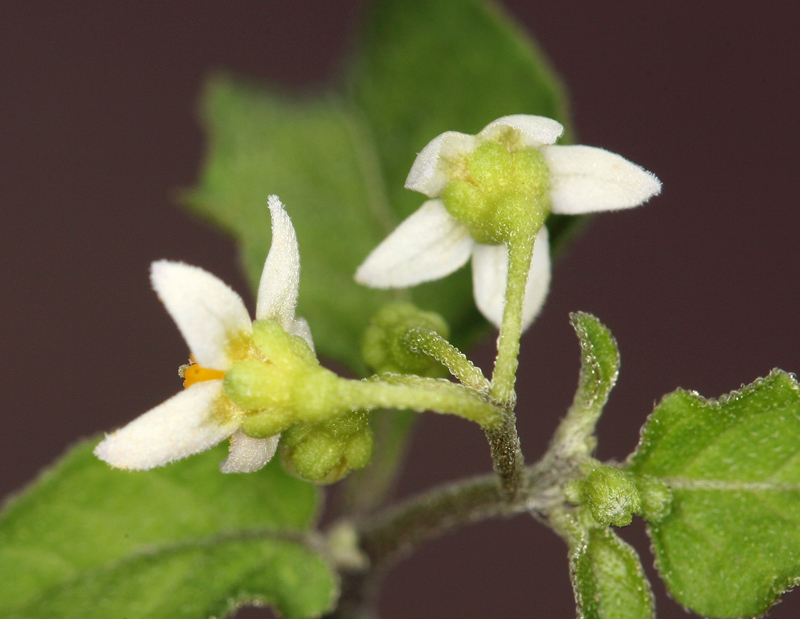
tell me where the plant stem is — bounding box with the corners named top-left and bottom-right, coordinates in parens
top-left (336, 375), bottom-right (502, 427)
top-left (326, 454), bottom-right (576, 619)
top-left (404, 327), bottom-right (490, 391)
top-left (484, 412), bottom-right (526, 501)
top-left (490, 234), bottom-right (535, 406)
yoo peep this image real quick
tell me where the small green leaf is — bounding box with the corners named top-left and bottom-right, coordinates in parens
top-left (553, 313), bottom-right (620, 458)
top-left (627, 370), bottom-right (800, 618)
top-left (349, 0), bottom-right (577, 344)
top-left (570, 526), bottom-right (655, 619)
top-left (569, 312), bottom-right (620, 421)
top-left (0, 439), bottom-right (332, 618)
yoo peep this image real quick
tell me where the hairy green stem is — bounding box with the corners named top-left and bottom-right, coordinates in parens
top-left (327, 455), bottom-right (574, 619)
top-left (326, 396), bottom-right (600, 619)
top-left (404, 327), bottom-right (490, 391)
top-left (490, 234), bottom-right (535, 405)
top-left (336, 375), bottom-right (501, 427)
top-left (484, 412), bottom-right (527, 501)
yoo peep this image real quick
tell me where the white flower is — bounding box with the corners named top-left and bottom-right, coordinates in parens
top-left (355, 115), bottom-right (661, 330)
top-left (94, 195), bottom-right (312, 473)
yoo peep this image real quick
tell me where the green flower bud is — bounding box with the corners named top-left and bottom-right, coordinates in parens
top-left (281, 410), bottom-right (375, 484)
top-left (563, 478), bottom-right (587, 505)
top-left (440, 140), bottom-right (550, 245)
top-left (632, 474), bottom-right (673, 523)
top-left (361, 302), bottom-right (450, 376)
top-left (584, 465), bottom-right (641, 527)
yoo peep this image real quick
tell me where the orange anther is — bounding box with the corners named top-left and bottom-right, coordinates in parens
top-left (183, 363), bottom-right (225, 388)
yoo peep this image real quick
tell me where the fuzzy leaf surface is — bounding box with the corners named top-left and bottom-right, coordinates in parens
top-left (571, 527), bottom-right (654, 619)
top-left (627, 370), bottom-right (800, 618)
top-left (555, 312), bottom-right (620, 457)
top-left (0, 439), bottom-right (333, 618)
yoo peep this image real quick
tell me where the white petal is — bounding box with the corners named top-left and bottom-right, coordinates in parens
top-left (220, 430), bottom-right (279, 473)
top-left (405, 132), bottom-right (477, 197)
top-left (471, 227), bottom-right (551, 331)
top-left (151, 261), bottom-right (252, 370)
top-left (479, 115), bottom-right (563, 148)
top-left (94, 381), bottom-right (236, 470)
top-left (471, 243), bottom-right (507, 330)
top-left (355, 199), bottom-right (474, 288)
top-left (542, 145), bottom-right (662, 215)
top-left (256, 195), bottom-right (301, 328)
top-left (521, 227), bottom-right (551, 331)
top-left (288, 317), bottom-right (315, 352)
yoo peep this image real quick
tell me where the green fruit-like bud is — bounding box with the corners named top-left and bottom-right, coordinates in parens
top-left (281, 410), bottom-right (375, 484)
top-left (361, 302), bottom-right (449, 376)
top-left (440, 140), bottom-right (550, 245)
top-left (563, 479), bottom-right (586, 505)
top-left (584, 465), bottom-right (642, 527)
top-left (632, 474), bottom-right (673, 522)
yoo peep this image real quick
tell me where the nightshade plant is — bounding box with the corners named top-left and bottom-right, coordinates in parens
top-left (2, 1), bottom-right (800, 618)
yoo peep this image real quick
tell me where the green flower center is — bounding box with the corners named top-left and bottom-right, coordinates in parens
top-left (441, 137), bottom-right (551, 245)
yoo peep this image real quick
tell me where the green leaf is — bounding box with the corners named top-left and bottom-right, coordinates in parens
top-left (552, 313), bottom-right (620, 458)
top-left (0, 438), bottom-right (336, 618)
top-left (627, 370), bottom-right (800, 618)
top-left (187, 77), bottom-right (397, 375)
top-left (569, 312), bottom-right (620, 422)
top-left (570, 526), bottom-right (654, 619)
top-left (348, 0), bottom-right (577, 342)
top-left (8, 535), bottom-right (336, 619)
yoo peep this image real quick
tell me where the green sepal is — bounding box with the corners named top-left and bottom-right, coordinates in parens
top-left (225, 320), bottom-right (349, 432)
top-left (0, 439), bottom-right (328, 618)
top-left (441, 142), bottom-right (550, 245)
top-left (569, 524), bottom-right (655, 619)
top-left (627, 370), bottom-right (800, 618)
top-left (361, 301), bottom-right (449, 376)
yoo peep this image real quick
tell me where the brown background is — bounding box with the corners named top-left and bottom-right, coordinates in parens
top-left (2, 1), bottom-right (799, 617)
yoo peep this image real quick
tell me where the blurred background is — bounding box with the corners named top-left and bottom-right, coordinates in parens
top-left (2, 1), bottom-right (799, 617)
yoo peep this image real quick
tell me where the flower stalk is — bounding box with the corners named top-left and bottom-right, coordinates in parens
top-left (489, 232), bottom-right (537, 406)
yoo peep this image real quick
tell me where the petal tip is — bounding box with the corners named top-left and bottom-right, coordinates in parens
top-left (405, 131), bottom-right (477, 197)
top-left (480, 115), bottom-right (564, 147)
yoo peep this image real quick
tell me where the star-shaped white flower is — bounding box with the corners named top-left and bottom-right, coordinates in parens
top-left (355, 115), bottom-right (661, 330)
top-left (95, 195), bottom-right (312, 473)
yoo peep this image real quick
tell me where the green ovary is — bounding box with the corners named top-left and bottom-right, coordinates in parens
top-left (441, 141), bottom-right (551, 245)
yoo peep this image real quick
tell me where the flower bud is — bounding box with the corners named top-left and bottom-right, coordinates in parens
top-left (281, 410), bottom-right (375, 484)
top-left (361, 302), bottom-right (449, 376)
top-left (632, 474), bottom-right (672, 522)
top-left (584, 465), bottom-right (641, 527)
